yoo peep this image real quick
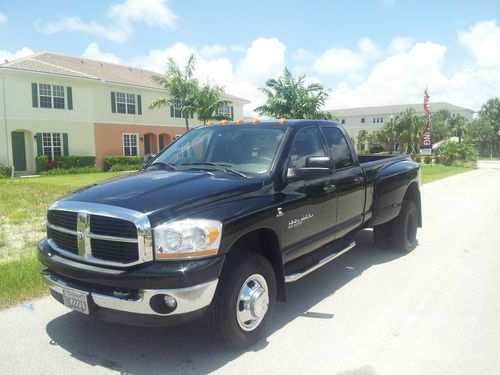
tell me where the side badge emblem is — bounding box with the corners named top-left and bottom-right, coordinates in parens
top-left (276, 207), bottom-right (284, 218)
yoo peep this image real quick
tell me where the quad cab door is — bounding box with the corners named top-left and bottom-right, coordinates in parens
top-left (281, 126), bottom-right (338, 262)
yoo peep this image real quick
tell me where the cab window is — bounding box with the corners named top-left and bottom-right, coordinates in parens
top-left (321, 127), bottom-right (354, 169)
top-left (290, 127), bottom-right (326, 168)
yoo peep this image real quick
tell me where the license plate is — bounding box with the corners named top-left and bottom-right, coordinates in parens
top-left (62, 288), bottom-right (90, 315)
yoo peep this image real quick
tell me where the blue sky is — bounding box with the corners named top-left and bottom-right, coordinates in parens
top-left (1, 0), bottom-right (499, 114)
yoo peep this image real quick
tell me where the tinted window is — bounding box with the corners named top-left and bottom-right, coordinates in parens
top-left (289, 127), bottom-right (326, 168)
top-left (321, 127), bottom-right (354, 169)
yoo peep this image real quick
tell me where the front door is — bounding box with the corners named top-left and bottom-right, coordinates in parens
top-left (11, 132), bottom-right (27, 171)
top-left (144, 134), bottom-right (151, 155)
top-left (282, 127), bottom-right (338, 262)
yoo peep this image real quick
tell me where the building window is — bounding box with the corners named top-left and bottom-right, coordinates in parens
top-left (216, 104), bottom-right (233, 119)
top-left (123, 133), bottom-right (139, 156)
top-left (116, 92), bottom-right (136, 114)
top-left (373, 118), bottom-right (376, 123)
top-left (42, 133), bottom-right (63, 160)
top-left (380, 117), bottom-right (384, 123)
top-left (171, 103), bottom-right (194, 119)
top-left (39, 84), bottom-right (65, 109)
top-left (361, 118), bottom-right (365, 124)
top-left (341, 119), bottom-right (345, 124)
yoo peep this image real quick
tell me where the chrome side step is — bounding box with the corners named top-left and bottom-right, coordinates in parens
top-left (284, 241), bottom-right (356, 283)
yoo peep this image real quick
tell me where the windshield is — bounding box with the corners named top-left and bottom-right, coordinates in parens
top-left (153, 126), bottom-right (285, 176)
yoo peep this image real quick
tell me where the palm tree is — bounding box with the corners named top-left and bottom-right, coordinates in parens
top-left (448, 113), bottom-right (469, 142)
top-left (149, 54), bottom-right (199, 131)
top-left (196, 83), bottom-right (232, 125)
top-left (394, 108), bottom-right (422, 153)
top-left (357, 129), bottom-right (369, 153)
top-left (479, 97), bottom-right (500, 155)
top-left (255, 68), bottom-right (332, 119)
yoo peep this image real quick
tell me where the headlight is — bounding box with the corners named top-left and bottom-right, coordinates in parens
top-left (153, 219), bottom-right (222, 260)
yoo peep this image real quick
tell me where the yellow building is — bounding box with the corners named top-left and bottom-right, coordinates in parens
top-left (0, 52), bottom-right (249, 173)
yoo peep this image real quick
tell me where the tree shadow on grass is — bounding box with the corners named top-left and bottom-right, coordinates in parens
top-left (45, 229), bottom-right (409, 374)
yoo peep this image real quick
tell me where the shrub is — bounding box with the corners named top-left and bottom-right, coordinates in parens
top-left (105, 155), bottom-right (143, 171)
top-left (437, 142), bottom-right (478, 167)
top-left (109, 164), bottom-right (142, 172)
top-left (423, 156), bottom-right (432, 164)
top-left (55, 156), bottom-right (96, 169)
top-left (35, 155), bottom-right (49, 173)
top-left (0, 164), bottom-right (12, 178)
top-left (369, 144), bottom-right (384, 154)
top-left (40, 166), bottom-right (101, 175)
top-left (411, 154), bottom-right (421, 162)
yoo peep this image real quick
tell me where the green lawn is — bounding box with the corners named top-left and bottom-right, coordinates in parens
top-left (0, 165), bottom-right (473, 308)
top-left (420, 164), bottom-right (474, 184)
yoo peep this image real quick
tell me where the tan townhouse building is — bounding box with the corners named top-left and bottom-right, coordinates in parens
top-left (0, 52), bottom-right (249, 173)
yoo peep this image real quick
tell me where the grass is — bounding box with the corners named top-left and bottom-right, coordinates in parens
top-left (0, 246), bottom-right (46, 309)
top-left (420, 164), bottom-right (474, 184)
top-left (0, 172), bottom-right (130, 309)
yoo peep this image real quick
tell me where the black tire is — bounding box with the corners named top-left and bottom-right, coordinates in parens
top-left (373, 222), bottom-right (392, 248)
top-left (391, 200), bottom-right (418, 252)
top-left (209, 251), bottom-right (277, 349)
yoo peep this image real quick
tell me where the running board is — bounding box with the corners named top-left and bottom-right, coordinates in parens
top-left (284, 241), bottom-right (356, 283)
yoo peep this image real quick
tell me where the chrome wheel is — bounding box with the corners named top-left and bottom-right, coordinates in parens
top-left (236, 274), bottom-right (269, 331)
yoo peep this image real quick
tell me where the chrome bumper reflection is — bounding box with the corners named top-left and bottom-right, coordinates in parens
top-left (43, 272), bottom-right (218, 316)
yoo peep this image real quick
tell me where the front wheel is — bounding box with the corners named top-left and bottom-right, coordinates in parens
top-left (209, 252), bottom-right (276, 349)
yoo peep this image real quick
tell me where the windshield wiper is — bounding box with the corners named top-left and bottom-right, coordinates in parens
top-left (146, 161), bottom-right (176, 171)
top-left (179, 162), bottom-right (247, 178)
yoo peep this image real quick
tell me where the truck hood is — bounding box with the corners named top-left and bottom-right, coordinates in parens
top-left (62, 170), bottom-right (264, 223)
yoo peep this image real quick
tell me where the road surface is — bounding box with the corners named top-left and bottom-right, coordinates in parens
top-left (1, 163), bottom-right (499, 375)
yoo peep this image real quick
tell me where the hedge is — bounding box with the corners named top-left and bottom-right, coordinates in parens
top-left (40, 166), bottom-right (101, 175)
top-left (105, 155), bottom-right (143, 171)
top-left (55, 156), bottom-right (96, 169)
top-left (0, 164), bottom-right (12, 178)
top-left (35, 155), bottom-right (49, 173)
top-left (109, 163), bottom-right (142, 172)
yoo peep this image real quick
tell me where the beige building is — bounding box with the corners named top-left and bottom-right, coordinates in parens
top-left (330, 102), bottom-right (475, 139)
top-left (0, 52), bottom-right (249, 173)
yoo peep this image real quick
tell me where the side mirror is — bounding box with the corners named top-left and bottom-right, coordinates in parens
top-left (143, 153), bottom-right (156, 166)
top-left (286, 156), bottom-right (334, 180)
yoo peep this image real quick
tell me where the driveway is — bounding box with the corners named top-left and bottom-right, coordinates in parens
top-left (1, 166), bottom-right (499, 375)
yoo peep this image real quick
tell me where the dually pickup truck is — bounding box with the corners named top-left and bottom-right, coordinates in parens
top-left (39, 119), bottom-right (421, 348)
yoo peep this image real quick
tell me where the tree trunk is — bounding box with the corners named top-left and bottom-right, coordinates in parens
top-left (185, 116), bottom-right (189, 132)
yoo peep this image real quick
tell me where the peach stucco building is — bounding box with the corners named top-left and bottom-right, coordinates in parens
top-left (0, 52), bottom-right (249, 173)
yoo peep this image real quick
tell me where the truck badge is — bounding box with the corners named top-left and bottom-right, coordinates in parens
top-left (276, 207), bottom-right (284, 217)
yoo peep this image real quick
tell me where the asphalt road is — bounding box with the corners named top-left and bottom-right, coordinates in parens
top-left (1, 162), bottom-right (499, 375)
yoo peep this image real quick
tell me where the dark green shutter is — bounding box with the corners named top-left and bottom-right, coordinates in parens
top-left (137, 95), bottom-right (142, 115)
top-left (67, 87), bottom-right (73, 110)
top-left (230, 106), bottom-right (234, 120)
top-left (35, 133), bottom-right (43, 156)
top-left (31, 83), bottom-right (38, 108)
top-left (170, 105), bottom-right (174, 117)
top-left (63, 133), bottom-right (69, 156)
top-left (111, 92), bottom-right (116, 113)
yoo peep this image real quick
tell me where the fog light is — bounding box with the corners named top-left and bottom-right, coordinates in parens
top-left (164, 295), bottom-right (177, 309)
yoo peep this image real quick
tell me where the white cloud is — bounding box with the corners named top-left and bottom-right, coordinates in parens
top-left (389, 36), bottom-right (415, 54)
top-left (36, 0), bottom-right (177, 43)
top-left (0, 11), bottom-right (6, 25)
top-left (200, 44), bottom-right (227, 58)
top-left (82, 43), bottom-right (121, 64)
top-left (292, 48), bottom-right (314, 62)
top-left (383, 0), bottom-right (396, 6)
top-left (458, 19), bottom-right (500, 67)
top-left (313, 38), bottom-right (380, 75)
top-left (0, 47), bottom-right (33, 64)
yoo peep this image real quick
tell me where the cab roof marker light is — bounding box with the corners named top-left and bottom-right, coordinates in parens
top-left (278, 118), bottom-right (288, 124)
top-left (205, 121), bottom-right (213, 126)
top-left (251, 118), bottom-right (260, 124)
top-left (235, 119), bottom-right (244, 124)
top-left (219, 119), bottom-right (229, 125)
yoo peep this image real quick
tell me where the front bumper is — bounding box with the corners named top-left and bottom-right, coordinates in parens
top-left (38, 238), bottom-right (223, 326)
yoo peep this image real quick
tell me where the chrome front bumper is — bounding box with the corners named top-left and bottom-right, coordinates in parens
top-left (43, 272), bottom-right (218, 316)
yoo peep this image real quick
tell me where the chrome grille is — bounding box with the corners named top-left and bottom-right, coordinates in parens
top-left (45, 201), bottom-right (153, 267)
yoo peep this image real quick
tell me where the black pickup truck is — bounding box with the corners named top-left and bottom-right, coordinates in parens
top-left (39, 119), bottom-right (421, 348)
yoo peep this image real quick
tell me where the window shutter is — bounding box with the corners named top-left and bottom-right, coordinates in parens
top-left (67, 87), bottom-right (73, 110)
top-left (137, 94), bottom-right (142, 115)
top-left (31, 83), bottom-right (39, 108)
top-left (111, 92), bottom-right (116, 113)
top-left (63, 133), bottom-right (69, 156)
top-left (35, 133), bottom-right (43, 156)
top-left (230, 106), bottom-right (234, 120)
top-left (170, 105), bottom-right (174, 117)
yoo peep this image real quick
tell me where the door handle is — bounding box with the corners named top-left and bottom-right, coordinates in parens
top-left (324, 184), bottom-right (336, 193)
top-left (354, 177), bottom-right (364, 184)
